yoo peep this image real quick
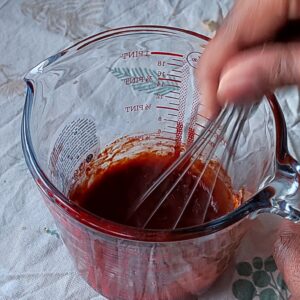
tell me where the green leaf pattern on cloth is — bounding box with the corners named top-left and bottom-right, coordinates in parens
top-left (21, 0), bottom-right (106, 41)
top-left (236, 262), bottom-right (253, 276)
top-left (252, 257), bottom-right (263, 270)
top-left (109, 67), bottom-right (180, 96)
top-left (232, 256), bottom-right (290, 300)
top-left (233, 279), bottom-right (256, 300)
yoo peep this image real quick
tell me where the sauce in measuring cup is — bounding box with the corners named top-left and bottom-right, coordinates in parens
top-left (69, 151), bottom-right (240, 229)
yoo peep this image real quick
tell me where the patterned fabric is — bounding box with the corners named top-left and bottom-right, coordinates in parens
top-left (21, 0), bottom-right (106, 41)
top-left (0, 1), bottom-right (298, 299)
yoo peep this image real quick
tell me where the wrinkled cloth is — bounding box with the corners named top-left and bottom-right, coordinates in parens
top-left (0, 0), bottom-right (298, 299)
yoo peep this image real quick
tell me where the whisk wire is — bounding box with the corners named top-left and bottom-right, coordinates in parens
top-left (171, 106), bottom-right (239, 229)
top-left (126, 106), bottom-right (229, 222)
top-left (127, 104), bottom-right (251, 229)
top-left (141, 106), bottom-right (234, 229)
top-left (198, 105), bottom-right (252, 225)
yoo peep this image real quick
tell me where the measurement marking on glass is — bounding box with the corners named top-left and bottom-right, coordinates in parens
top-left (169, 102), bottom-right (179, 106)
top-left (168, 113), bottom-right (178, 117)
top-left (170, 91), bottom-right (180, 95)
top-left (156, 105), bottom-right (179, 111)
top-left (162, 130), bottom-right (176, 135)
top-left (197, 113), bottom-right (210, 121)
top-left (172, 69), bottom-right (183, 73)
top-left (158, 78), bottom-right (181, 83)
top-left (196, 122), bottom-right (206, 129)
top-left (171, 58), bottom-right (184, 62)
top-left (150, 51), bottom-right (183, 57)
top-left (165, 95), bottom-right (179, 100)
top-left (167, 63), bottom-right (183, 67)
top-left (198, 128), bottom-right (221, 140)
top-left (167, 74), bottom-right (181, 78)
top-left (167, 125), bottom-right (177, 129)
top-left (164, 119), bottom-right (177, 123)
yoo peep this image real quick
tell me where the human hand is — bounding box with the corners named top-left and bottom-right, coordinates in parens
top-left (197, 0), bottom-right (300, 118)
top-left (198, 1), bottom-right (300, 298)
top-left (197, 0), bottom-right (300, 300)
top-left (274, 221), bottom-right (300, 299)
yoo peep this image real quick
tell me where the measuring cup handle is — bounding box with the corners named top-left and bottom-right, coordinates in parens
top-left (248, 95), bottom-right (300, 222)
top-left (251, 154), bottom-right (300, 222)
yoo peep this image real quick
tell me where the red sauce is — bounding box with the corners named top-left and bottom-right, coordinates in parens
top-left (69, 151), bottom-right (238, 229)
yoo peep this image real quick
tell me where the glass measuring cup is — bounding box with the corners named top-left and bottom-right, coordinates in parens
top-left (21, 26), bottom-right (300, 300)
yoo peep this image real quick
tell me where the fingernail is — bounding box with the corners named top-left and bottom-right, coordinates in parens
top-left (217, 70), bottom-right (261, 103)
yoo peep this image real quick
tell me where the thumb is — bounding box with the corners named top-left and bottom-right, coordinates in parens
top-left (273, 220), bottom-right (300, 299)
top-left (217, 43), bottom-right (300, 104)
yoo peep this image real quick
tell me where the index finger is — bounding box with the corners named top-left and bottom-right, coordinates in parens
top-left (197, 0), bottom-right (295, 118)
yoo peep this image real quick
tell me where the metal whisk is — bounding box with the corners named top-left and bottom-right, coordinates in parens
top-left (127, 104), bottom-right (253, 229)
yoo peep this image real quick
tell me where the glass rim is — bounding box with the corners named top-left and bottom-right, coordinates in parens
top-left (21, 25), bottom-right (284, 242)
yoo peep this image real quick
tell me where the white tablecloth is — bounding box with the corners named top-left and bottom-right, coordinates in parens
top-left (1, 1), bottom-right (299, 299)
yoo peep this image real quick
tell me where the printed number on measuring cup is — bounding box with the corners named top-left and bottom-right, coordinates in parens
top-left (157, 61), bottom-right (166, 66)
top-left (157, 71), bottom-right (166, 77)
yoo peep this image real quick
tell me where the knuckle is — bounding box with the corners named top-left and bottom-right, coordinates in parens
top-left (271, 45), bottom-right (298, 86)
top-left (274, 230), bottom-right (295, 260)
